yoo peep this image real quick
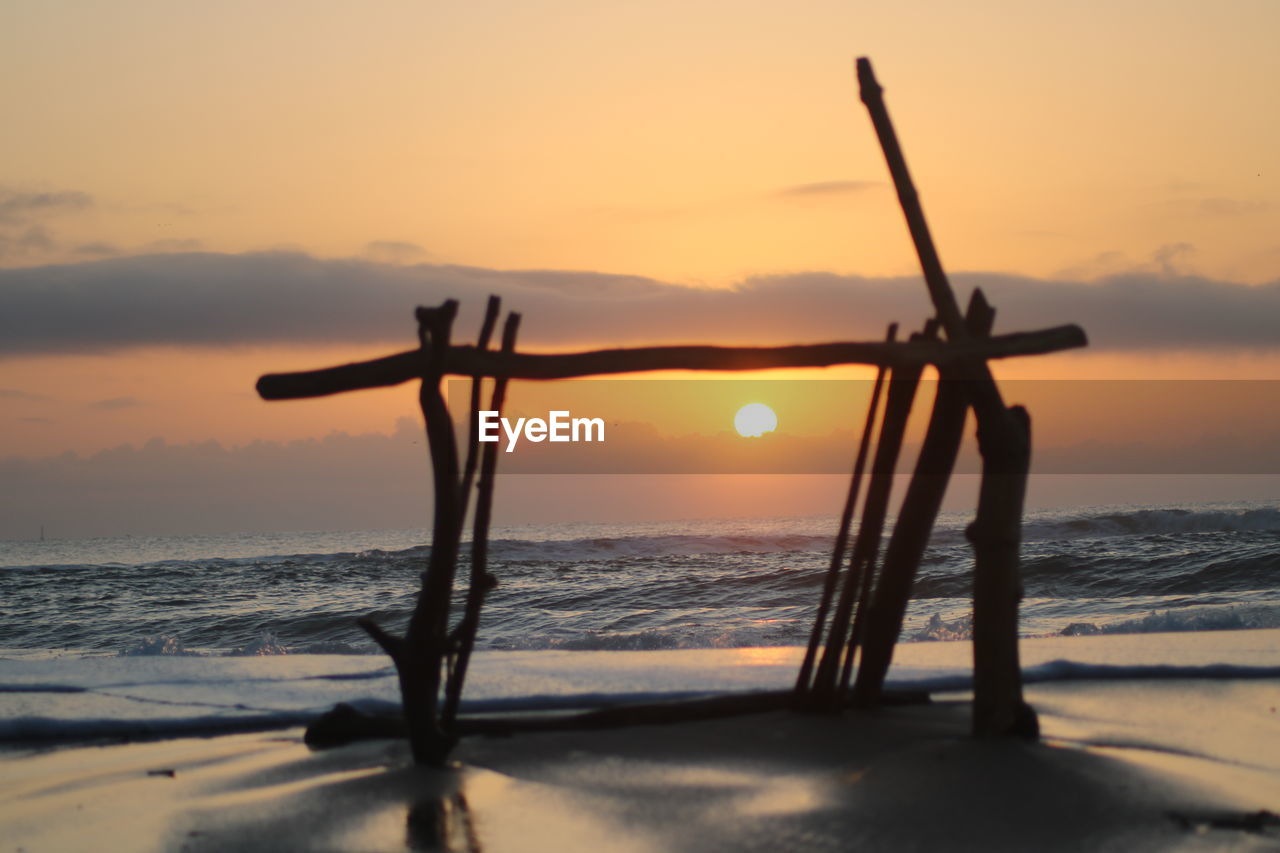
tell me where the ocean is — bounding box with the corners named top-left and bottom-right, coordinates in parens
top-left (3, 500), bottom-right (1280, 744)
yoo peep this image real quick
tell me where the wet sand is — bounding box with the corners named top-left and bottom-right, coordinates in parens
top-left (4, 682), bottom-right (1277, 852)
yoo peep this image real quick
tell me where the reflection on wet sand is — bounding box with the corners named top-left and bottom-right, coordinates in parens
top-left (406, 790), bottom-right (481, 852)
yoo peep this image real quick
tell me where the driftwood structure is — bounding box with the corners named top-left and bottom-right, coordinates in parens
top-left (257, 58), bottom-right (1086, 764)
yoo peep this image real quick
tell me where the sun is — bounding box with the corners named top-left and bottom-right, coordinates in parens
top-left (734, 403), bottom-right (778, 438)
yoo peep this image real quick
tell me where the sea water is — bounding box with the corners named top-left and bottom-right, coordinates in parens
top-left (2, 501), bottom-right (1279, 743)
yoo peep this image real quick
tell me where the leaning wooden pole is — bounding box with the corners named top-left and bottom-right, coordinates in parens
top-left (794, 323), bottom-right (897, 700)
top-left (857, 57), bottom-right (1044, 736)
top-left (837, 321), bottom-right (938, 695)
top-left (809, 322), bottom-right (931, 709)
top-left (850, 290), bottom-right (994, 704)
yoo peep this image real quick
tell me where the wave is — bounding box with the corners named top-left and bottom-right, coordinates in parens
top-left (1022, 506), bottom-right (1280, 541)
top-left (906, 605), bottom-right (1280, 643)
top-left (486, 534), bottom-right (836, 561)
top-left (7, 507), bottom-right (1280, 574)
top-left (118, 635), bottom-right (196, 657)
top-left (1058, 604), bottom-right (1280, 636)
top-left (352, 534), bottom-right (837, 564)
top-left (2, 534), bottom-right (838, 574)
top-left (92, 601), bottom-right (1280, 657)
top-left (900, 659), bottom-right (1280, 693)
top-left (368, 508), bottom-right (1280, 561)
top-left (914, 547), bottom-right (1280, 598)
top-left (0, 711), bottom-right (317, 743)
top-left (117, 630), bottom-right (311, 657)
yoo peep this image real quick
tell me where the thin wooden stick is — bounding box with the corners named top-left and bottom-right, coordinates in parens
top-left (793, 323), bottom-right (896, 700)
top-left (356, 615), bottom-right (406, 662)
top-left (458, 295), bottom-right (502, 511)
top-left (809, 322), bottom-right (932, 709)
top-left (442, 312), bottom-right (521, 728)
top-left (835, 321), bottom-right (939, 695)
top-left (256, 326), bottom-right (1085, 400)
top-left (357, 303), bottom-right (470, 764)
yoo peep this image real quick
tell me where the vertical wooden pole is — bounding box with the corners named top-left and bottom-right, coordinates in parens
top-left (458, 296), bottom-right (502, 510)
top-left (359, 300), bottom-right (465, 765)
top-left (406, 301), bottom-right (464, 763)
top-left (443, 312), bottom-right (522, 727)
top-left (969, 404), bottom-right (1037, 737)
top-left (850, 291), bottom-right (993, 705)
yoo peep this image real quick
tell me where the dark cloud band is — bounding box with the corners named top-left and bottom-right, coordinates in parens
top-left (0, 251), bottom-right (1277, 356)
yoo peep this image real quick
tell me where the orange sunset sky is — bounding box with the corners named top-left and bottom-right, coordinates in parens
top-left (2, 1), bottom-right (1279, 538)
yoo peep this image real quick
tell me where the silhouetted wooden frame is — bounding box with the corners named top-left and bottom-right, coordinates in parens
top-left (254, 57), bottom-right (1083, 762)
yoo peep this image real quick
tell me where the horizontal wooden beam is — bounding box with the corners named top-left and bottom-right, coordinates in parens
top-left (256, 324), bottom-right (1086, 401)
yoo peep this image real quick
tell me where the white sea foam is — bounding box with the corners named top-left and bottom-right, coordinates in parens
top-left (3, 629), bottom-right (1277, 744)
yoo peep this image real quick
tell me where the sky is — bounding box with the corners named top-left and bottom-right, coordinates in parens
top-left (2, 0), bottom-right (1279, 538)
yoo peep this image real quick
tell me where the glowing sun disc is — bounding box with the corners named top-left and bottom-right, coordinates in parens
top-left (734, 403), bottom-right (778, 437)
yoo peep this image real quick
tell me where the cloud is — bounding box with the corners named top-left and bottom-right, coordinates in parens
top-left (0, 389), bottom-right (49, 401)
top-left (142, 238), bottom-right (203, 253)
top-left (593, 180), bottom-right (884, 222)
top-left (774, 180), bottom-right (880, 199)
top-left (1196, 198), bottom-right (1267, 217)
top-left (1, 250), bottom-right (1280, 357)
top-left (1155, 196), bottom-right (1268, 218)
top-left (0, 226), bottom-right (58, 260)
top-left (0, 187), bottom-right (95, 261)
top-left (72, 242), bottom-right (120, 258)
top-left (18, 225), bottom-right (55, 250)
top-left (363, 240), bottom-right (429, 265)
top-left (0, 189), bottom-right (93, 225)
top-left (90, 396), bottom-right (144, 411)
top-left (0, 187), bottom-right (199, 266)
top-left (1152, 242), bottom-right (1195, 276)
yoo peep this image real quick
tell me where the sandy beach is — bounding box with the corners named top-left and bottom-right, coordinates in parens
top-left (4, 674), bottom-right (1277, 853)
